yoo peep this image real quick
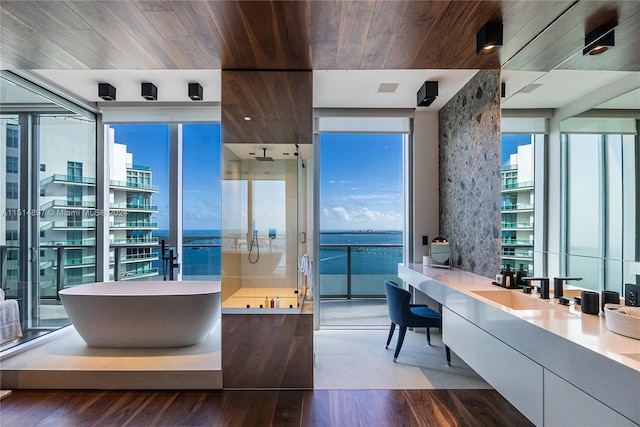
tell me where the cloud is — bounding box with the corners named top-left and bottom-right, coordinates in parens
top-left (322, 206), bottom-right (402, 223)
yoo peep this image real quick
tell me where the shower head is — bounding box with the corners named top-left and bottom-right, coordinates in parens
top-left (255, 147), bottom-right (274, 161)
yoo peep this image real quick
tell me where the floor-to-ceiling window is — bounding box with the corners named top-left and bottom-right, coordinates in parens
top-left (1, 72), bottom-right (97, 350)
top-left (562, 128), bottom-right (637, 293)
top-left (500, 134), bottom-right (539, 275)
top-left (105, 122), bottom-right (221, 282)
top-left (318, 128), bottom-right (406, 327)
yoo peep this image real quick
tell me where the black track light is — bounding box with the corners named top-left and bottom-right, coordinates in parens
top-left (188, 83), bottom-right (203, 101)
top-left (476, 22), bottom-right (503, 55)
top-left (141, 82), bottom-right (157, 101)
top-left (583, 23), bottom-right (615, 56)
top-left (98, 83), bottom-right (116, 101)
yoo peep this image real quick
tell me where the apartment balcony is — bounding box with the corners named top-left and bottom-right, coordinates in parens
top-left (501, 203), bottom-right (534, 212)
top-left (109, 237), bottom-right (158, 245)
top-left (112, 252), bottom-right (159, 264)
top-left (41, 238), bottom-right (96, 246)
top-left (40, 174), bottom-right (96, 187)
top-left (501, 222), bottom-right (534, 230)
top-left (501, 239), bottom-right (534, 246)
top-left (501, 252), bottom-right (534, 261)
top-left (40, 199), bottom-right (96, 211)
top-left (109, 222), bottom-right (158, 230)
top-left (109, 202), bottom-right (158, 212)
top-left (40, 220), bottom-right (96, 231)
top-left (62, 255), bottom-right (96, 268)
top-left (127, 163), bottom-right (151, 171)
top-left (501, 181), bottom-right (534, 191)
top-left (119, 267), bottom-right (159, 281)
top-left (501, 165), bottom-right (518, 172)
top-left (109, 179), bottom-right (158, 192)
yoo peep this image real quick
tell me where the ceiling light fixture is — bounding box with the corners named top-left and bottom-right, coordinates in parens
top-left (98, 83), bottom-right (116, 101)
top-left (501, 82), bottom-right (506, 99)
top-left (243, 116), bottom-right (252, 121)
top-left (476, 22), bottom-right (503, 55)
top-left (583, 23), bottom-right (615, 56)
top-left (417, 81), bottom-right (438, 107)
top-left (188, 83), bottom-right (203, 100)
top-left (141, 82), bottom-right (157, 101)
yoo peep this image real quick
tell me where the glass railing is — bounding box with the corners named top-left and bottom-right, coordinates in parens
top-left (40, 174), bottom-right (96, 186)
top-left (126, 163), bottom-right (151, 171)
top-left (502, 181), bottom-right (534, 190)
top-left (41, 220), bottom-right (96, 230)
top-left (319, 244), bottom-right (403, 298)
top-left (40, 199), bottom-right (96, 210)
top-left (109, 237), bottom-right (158, 244)
top-left (501, 239), bottom-right (534, 245)
top-left (120, 267), bottom-right (159, 279)
top-left (182, 243), bottom-right (222, 281)
top-left (501, 203), bottom-right (534, 211)
top-left (501, 251), bottom-right (533, 259)
top-left (109, 222), bottom-right (158, 228)
top-left (110, 202), bottom-right (158, 211)
top-left (501, 165), bottom-right (518, 171)
top-left (109, 179), bottom-right (158, 192)
top-left (501, 222), bottom-right (534, 229)
top-left (41, 238), bottom-right (96, 246)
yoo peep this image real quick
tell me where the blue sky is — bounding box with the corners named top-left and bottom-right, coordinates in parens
top-left (320, 133), bottom-right (404, 231)
top-left (501, 134), bottom-right (531, 165)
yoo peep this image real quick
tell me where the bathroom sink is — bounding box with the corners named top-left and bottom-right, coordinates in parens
top-left (471, 290), bottom-right (555, 310)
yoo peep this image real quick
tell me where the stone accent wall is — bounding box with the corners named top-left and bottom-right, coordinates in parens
top-left (438, 70), bottom-right (501, 278)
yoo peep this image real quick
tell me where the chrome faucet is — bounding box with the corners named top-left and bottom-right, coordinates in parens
top-left (553, 277), bottom-right (582, 298)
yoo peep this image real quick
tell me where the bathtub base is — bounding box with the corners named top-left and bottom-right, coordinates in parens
top-left (0, 324), bottom-right (222, 390)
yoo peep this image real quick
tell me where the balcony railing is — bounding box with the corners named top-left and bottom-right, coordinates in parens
top-left (109, 179), bottom-right (158, 192)
top-left (319, 244), bottom-right (403, 298)
top-left (501, 239), bottom-right (534, 246)
top-left (110, 237), bottom-right (158, 244)
top-left (127, 163), bottom-right (151, 171)
top-left (41, 174), bottom-right (96, 186)
top-left (501, 251), bottom-right (533, 259)
top-left (109, 222), bottom-right (158, 229)
top-left (40, 199), bottom-right (96, 210)
top-left (41, 220), bottom-right (96, 231)
top-left (501, 222), bottom-right (534, 229)
top-left (502, 181), bottom-right (534, 190)
top-left (501, 165), bottom-right (518, 171)
top-left (501, 203), bottom-right (534, 211)
top-left (110, 202), bottom-right (158, 211)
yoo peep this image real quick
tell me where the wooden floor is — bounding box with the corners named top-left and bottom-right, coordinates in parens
top-left (0, 389), bottom-right (533, 426)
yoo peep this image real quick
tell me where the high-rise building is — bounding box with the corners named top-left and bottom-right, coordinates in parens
top-left (500, 139), bottom-right (534, 274)
top-left (107, 128), bottom-right (159, 281)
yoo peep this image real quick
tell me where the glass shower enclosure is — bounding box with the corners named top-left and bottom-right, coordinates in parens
top-left (221, 143), bottom-right (307, 310)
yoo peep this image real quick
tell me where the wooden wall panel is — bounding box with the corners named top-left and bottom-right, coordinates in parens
top-left (222, 70), bottom-right (313, 145)
top-left (222, 313), bottom-right (313, 389)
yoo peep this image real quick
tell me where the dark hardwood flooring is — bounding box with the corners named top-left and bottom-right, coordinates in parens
top-left (0, 389), bottom-right (533, 426)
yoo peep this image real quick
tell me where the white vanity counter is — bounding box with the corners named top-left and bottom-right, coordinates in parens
top-left (398, 263), bottom-right (640, 426)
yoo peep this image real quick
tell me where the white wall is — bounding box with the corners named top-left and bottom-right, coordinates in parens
top-left (411, 110), bottom-right (440, 262)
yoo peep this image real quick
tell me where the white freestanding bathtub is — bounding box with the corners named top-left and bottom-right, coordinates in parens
top-left (59, 281), bottom-right (221, 348)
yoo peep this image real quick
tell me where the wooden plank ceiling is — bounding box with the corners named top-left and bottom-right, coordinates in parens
top-left (1, 0), bottom-right (638, 72)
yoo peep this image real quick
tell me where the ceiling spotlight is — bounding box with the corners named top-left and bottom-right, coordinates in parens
top-left (583, 23), bottom-right (615, 55)
top-left (417, 81), bottom-right (438, 107)
top-left (141, 82), bottom-right (157, 101)
top-left (243, 116), bottom-right (252, 121)
top-left (188, 83), bottom-right (203, 101)
top-left (98, 83), bottom-right (116, 101)
top-left (476, 22), bottom-right (503, 55)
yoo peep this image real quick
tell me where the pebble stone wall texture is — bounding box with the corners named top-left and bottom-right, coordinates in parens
top-left (438, 69), bottom-right (501, 279)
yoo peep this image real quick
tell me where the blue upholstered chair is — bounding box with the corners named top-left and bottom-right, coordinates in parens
top-left (384, 280), bottom-right (451, 363)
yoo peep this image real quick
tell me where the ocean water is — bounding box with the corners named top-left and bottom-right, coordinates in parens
top-left (153, 230), bottom-right (402, 278)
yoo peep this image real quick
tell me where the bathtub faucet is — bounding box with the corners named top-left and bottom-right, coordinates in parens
top-left (161, 240), bottom-right (180, 281)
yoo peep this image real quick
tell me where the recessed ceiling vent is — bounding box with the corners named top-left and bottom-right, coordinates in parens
top-left (377, 83), bottom-right (399, 93)
top-left (517, 83), bottom-right (543, 94)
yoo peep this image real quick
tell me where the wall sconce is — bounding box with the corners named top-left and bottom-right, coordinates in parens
top-left (501, 82), bottom-right (506, 99)
top-left (98, 83), bottom-right (116, 101)
top-left (476, 22), bottom-right (503, 55)
top-left (583, 23), bottom-right (615, 55)
top-left (141, 82), bottom-right (157, 100)
top-left (188, 83), bottom-right (203, 101)
top-left (416, 81), bottom-right (438, 107)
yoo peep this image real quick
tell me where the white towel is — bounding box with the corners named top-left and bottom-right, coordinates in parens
top-left (0, 299), bottom-right (23, 344)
